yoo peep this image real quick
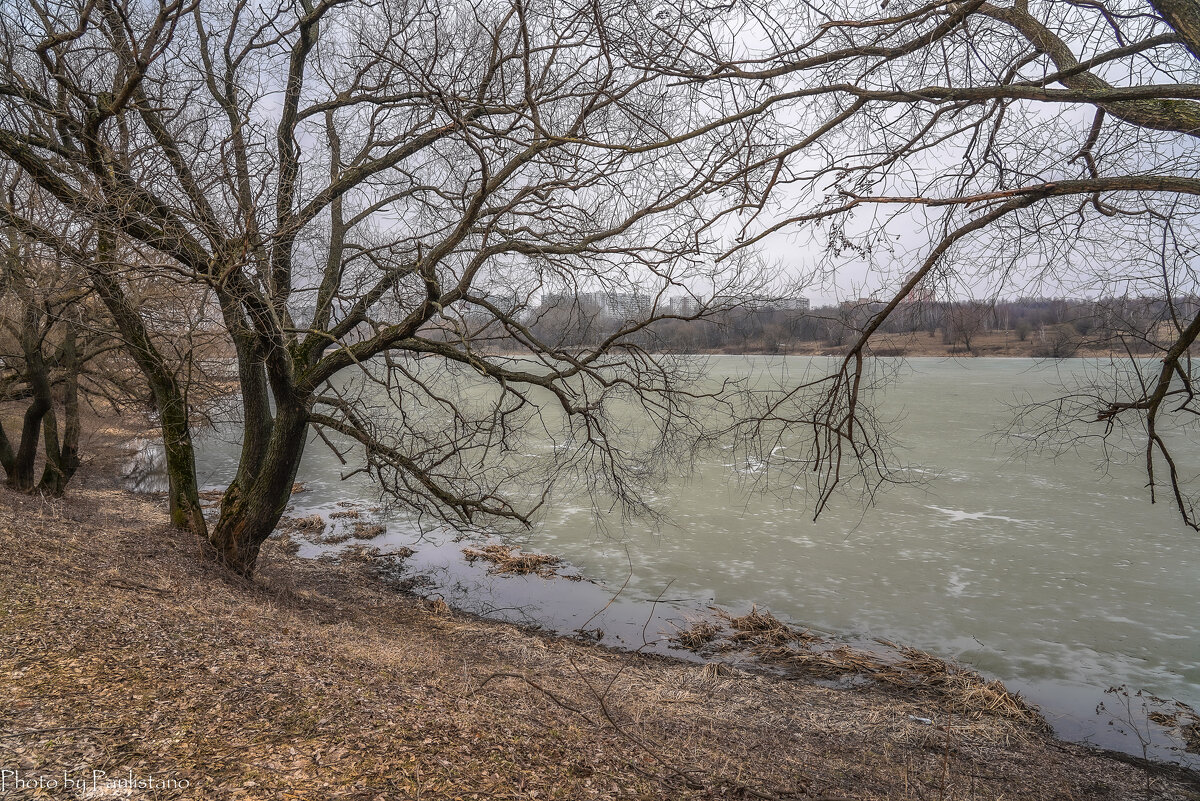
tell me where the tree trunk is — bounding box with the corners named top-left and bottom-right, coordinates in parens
top-left (87, 237), bottom-right (207, 537)
top-left (8, 305), bottom-right (51, 491)
top-left (6, 399), bottom-right (46, 491)
top-left (209, 402), bottom-right (309, 576)
top-left (38, 322), bottom-right (81, 497)
top-left (159, 390), bottom-right (206, 533)
top-left (0, 421), bottom-right (15, 479)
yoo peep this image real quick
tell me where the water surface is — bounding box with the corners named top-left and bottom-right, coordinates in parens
top-left (189, 356), bottom-right (1200, 765)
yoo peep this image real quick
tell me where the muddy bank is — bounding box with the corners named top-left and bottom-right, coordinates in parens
top-left (2, 434), bottom-right (1199, 798)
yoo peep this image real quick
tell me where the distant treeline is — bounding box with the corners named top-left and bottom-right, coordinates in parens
top-left (498, 296), bottom-right (1200, 355)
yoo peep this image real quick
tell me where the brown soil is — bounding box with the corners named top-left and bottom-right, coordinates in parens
top-left (1, 416), bottom-right (1198, 799)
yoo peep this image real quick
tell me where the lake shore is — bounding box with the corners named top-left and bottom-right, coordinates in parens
top-left (702, 330), bottom-right (1143, 359)
top-left (2, 418), bottom-right (1199, 799)
top-left (469, 329), bottom-right (1149, 359)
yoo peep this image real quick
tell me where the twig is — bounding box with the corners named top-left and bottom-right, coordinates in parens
top-left (104, 579), bottom-right (172, 594)
top-left (472, 672), bottom-right (596, 725)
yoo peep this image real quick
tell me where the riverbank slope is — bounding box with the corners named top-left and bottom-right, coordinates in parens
top-left (1, 431), bottom-right (1197, 799)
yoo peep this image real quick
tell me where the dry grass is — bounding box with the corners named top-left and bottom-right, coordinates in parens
top-left (463, 543), bottom-right (564, 577)
top-left (685, 609), bottom-right (1045, 733)
top-left (722, 605), bottom-right (822, 647)
top-left (1, 415), bottom-right (1198, 799)
top-left (886, 645), bottom-right (1044, 725)
top-left (278, 513), bottom-right (324, 535)
top-left (669, 619), bottom-right (722, 650)
top-left (1149, 702), bottom-right (1200, 756)
top-left (1187, 723), bottom-right (1200, 754)
top-left (269, 531), bottom-right (301, 556)
top-left (351, 522), bottom-right (387, 540)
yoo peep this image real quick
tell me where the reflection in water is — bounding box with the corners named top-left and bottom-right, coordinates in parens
top-left (122, 438), bottom-right (169, 493)
top-left (129, 357), bottom-right (1200, 768)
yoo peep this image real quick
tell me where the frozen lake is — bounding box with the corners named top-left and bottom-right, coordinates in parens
top-left (187, 356), bottom-right (1200, 766)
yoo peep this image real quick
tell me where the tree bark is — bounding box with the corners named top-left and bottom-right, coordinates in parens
top-left (1151, 0), bottom-right (1200, 63)
top-left (209, 401), bottom-right (309, 576)
top-left (0, 421), bottom-right (14, 479)
top-left (6, 400), bottom-right (47, 491)
top-left (7, 304), bottom-right (51, 491)
top-left (37, 321), bottom-right (81, 497)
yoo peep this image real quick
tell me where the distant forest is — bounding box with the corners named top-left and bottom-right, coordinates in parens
top-left (505, 296), bottom-right (1199, 356)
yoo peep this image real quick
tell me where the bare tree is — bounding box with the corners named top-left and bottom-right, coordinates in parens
top-left (0, 210), bottom-right (138, 496)
top-left (0, 173), bottom-right (222, 528)
top-left (943, 300), bottom-right (991, 354)
top-left (0, 0), bottom-right (773, 574)
top-left (669, 0), bottom-right (1200, 526)
top-left (0, 227), bottom-right (83, 494)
